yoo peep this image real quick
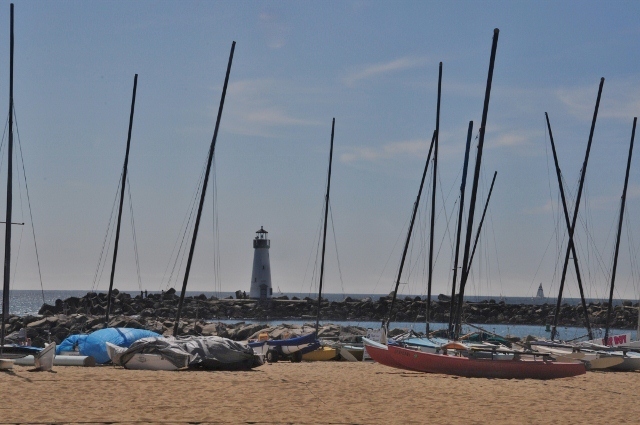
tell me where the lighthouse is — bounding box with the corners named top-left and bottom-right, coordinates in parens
top-left (249, 226), bottom-right (273, 300)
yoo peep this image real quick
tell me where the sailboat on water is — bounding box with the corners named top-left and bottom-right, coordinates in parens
top-left (0, 3), bottom-right (55, 370)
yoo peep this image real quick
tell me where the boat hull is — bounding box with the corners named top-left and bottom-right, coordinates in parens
top-left (302, 346), bottom-right (338, 361)
top-left (388, 345), bottom-right (586, 379)
top-left (122, 353), bottom-right (185, 371)
top-left (606, 353), bottom-right (640, 371)
top-left (362, 338), bottom-right (412, 370)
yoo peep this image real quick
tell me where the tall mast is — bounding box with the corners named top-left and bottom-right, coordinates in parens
top-left (1, 4), bottom-right (14, 352)
top-left (105, 74), bottom-right (138, 325)
top-left (545, 112), bottom-right (593, 339)
top-left (385, 131), bottom-right (436, 332)
top-left (426, 62), bottom-right (442, 335)
top-left (604, 117), bottom-right (636, 344)
top-left (550, 78), bottom-right (604, 341)
top-left (448, 121), bottom-right (473, 337)
top-left (315, 118), bottom-right (335, 335)
top-left (465, 171), bottom-right (498, 273)
top-left (454, 28), bottom-right (499, 339)
top-left (173, 41), bottom-right (235, 336)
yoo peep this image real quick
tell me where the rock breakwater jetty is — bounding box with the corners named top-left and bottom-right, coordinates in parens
top-left (37, 289), bottom-right (639, 329)
top-left (1, 289), bottom-right (635, 348)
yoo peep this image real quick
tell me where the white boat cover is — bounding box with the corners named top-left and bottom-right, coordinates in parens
top-left (113, 336), bottom-right (263, 371)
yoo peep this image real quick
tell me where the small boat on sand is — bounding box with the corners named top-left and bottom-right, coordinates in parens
top-left (302, 346), bottom-right (338, 361)
top-left (362, 338), bottom-right (413, 370)
top-left (367, 342), bottom-right (586, 379)
top-left (250, 332), bottom-right (319, 363)
top-left (108, 335), bottom-right (262, 371)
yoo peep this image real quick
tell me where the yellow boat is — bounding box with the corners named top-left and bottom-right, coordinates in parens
top-left (301, 346), bottom-right (338, 361)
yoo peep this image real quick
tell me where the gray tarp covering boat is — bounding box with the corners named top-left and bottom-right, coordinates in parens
top-left (110, 336), bottom-right (263, 371)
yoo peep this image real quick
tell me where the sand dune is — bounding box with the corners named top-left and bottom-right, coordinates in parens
top-left (1, 362), bottom-right (638, 424)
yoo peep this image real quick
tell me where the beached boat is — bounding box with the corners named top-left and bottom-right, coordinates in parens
top-left (544, 113), bottom-right (639, 372)
top-left (362, 338), bottom-right (413, 370)
top-left (106, 341), bottom-right (187, 371)
top-left (524, 340), bottom-right (626, 370)
top-left (57, 327), bottom-right (160, 364)
top-left (13, 353), bottom-right (95, 367)
top-left (250, 332), bottom-right (320, 362)
top-left (0, 342), bottom-right (56, 371)
top-left (108, 336), bottom-right (261, 371)
top-left (385, 344), bottom-right (586, 379)
top-left (601, 351), bottom-right (640, 371)
top-left (596, 118), bottom-right (639, 371)
top-left (302, 346), bottom-right (338, 361)
top-left (576, 340), bottom-right (640, 371)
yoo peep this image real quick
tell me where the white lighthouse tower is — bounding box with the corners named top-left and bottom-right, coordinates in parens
top-left (250, 226), bottom-right (273, 300)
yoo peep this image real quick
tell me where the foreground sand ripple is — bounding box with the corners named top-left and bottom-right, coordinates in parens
top-left (1, 362), bottom-right (638, 424)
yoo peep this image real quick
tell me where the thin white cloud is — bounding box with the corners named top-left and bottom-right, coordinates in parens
top-left (491, 132), bottom-right (529, 148)
top-left (340, 139), bottom-right (430, 163)
top-left (343, 56), bottom-right (428, 87)
top-left (223, 79), bottom-right (322, 137)
top-left (482, 123), bottom-right (541, 153)
top-left (245, 109), bottom-right (318, 126)
top-left (556, 79), bottom-right (640, 122)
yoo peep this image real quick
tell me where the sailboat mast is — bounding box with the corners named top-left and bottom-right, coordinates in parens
top-left (173, 41), bottom-right (235, 337)
top-left (105, 74), bottom-right (138, 325)
top-left (448, 121), bottom-right (473, 337)
top-left (545, 112), bottom-right (593, 339)
top-left (465, 171), bottom-right (497, 274)
top-left (1, 3), bottom-right (14, 352)
top-left (550, 78), bottom-right (604, 341)
top-left (426, 62), bottom-right (442, 335)
top-left (315, 118), bottom-right (335, 335)
top-left (385, 130), bottom-right (436, 330)
top-left (603, 117), bottom-right (637, 344)
top-left (454, 28), bottom-right (499, 339)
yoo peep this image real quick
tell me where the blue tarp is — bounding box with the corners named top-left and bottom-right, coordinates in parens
top-left (56, 328), bottom-right (160, 363)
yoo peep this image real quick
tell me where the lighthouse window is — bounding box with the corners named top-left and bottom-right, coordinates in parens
top-left (254, 278), bottom-right (256, 282)
top-left (262, 266), bottom-right (265, 270)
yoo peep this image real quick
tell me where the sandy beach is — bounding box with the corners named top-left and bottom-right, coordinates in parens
top-left (1, 361), bottom-right (638, 424)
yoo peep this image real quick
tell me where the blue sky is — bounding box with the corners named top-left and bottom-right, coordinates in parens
top-left (2, 0), bottom-right (640, 300)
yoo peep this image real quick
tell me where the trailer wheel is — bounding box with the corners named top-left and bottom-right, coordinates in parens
top-left (266, 349), bottom-right (279, 363)
top-left (291, 351), bottom-right (303, 363)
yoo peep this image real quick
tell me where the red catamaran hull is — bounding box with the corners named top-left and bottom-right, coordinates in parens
top-left (387, 345), bottom-right (585, 379)
top-left (362, 338), bottom-right (413, 371)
